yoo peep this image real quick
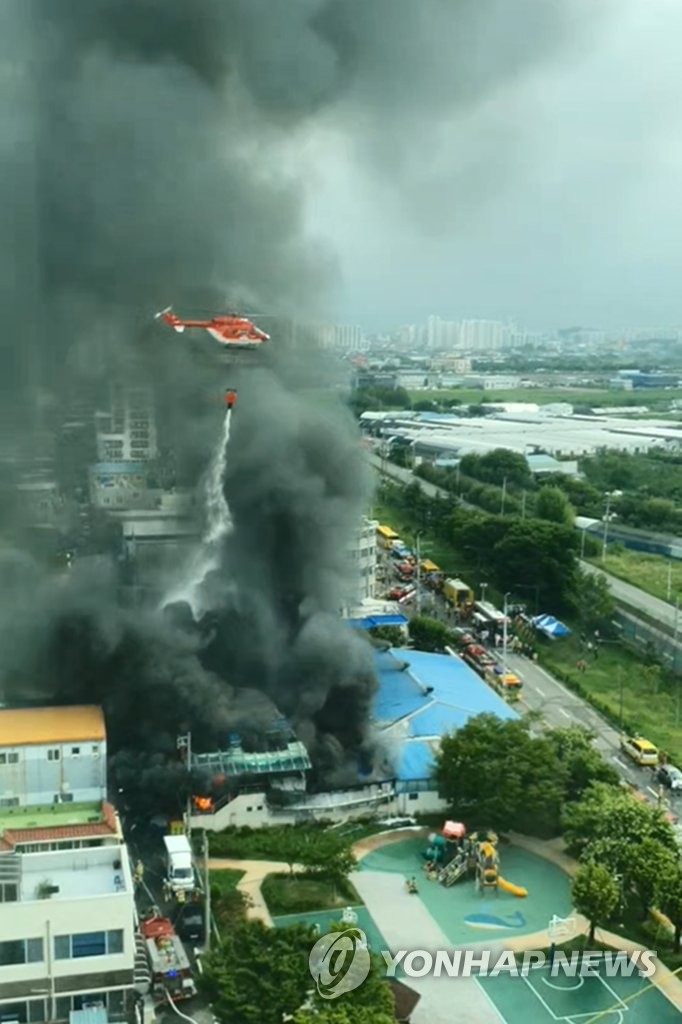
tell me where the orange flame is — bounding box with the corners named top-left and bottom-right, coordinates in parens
top-left (192, 795), bottom-right (214, 812)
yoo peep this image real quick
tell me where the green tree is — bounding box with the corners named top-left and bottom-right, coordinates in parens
top-left (569, 570), bottom-right (614, 630)
top-left (657, 865), bottom-right (682, 952)
top-left (201, 920), bottom-right (313, 1024)
top-left (547, 727), bottom-right (620, 802)
top-left (408, 615), bottom-right (452, 652)
top-left (629, 838), bottom-right (678, 918)
top-left (491, 519), bottom-right (578, 610)
top-left (295, 1006), bottom-right (394, 1024)
top-left (535, 486), bottom-right (575, 526)
top-left (434, 715), bottom-right (567, 837)
top-left (572, 862), bottom-right (620, 941)
top-left (562, 782), bottom-right (678, 859)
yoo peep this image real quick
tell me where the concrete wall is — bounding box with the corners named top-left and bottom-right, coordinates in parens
top-left (190, 786), bottom-right (448, 831)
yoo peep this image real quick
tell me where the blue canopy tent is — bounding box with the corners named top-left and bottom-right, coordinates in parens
top-left (532, 614), bottom-right (571, 639)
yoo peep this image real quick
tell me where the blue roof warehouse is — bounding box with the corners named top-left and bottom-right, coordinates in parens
top-left (372, 647), bottom-right (517, 814)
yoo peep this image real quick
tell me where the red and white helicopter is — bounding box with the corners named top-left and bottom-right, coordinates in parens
top-left (155, 306), bottom-right (270, 348)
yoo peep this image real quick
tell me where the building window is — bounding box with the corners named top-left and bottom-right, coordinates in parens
top-left (47, 749), bottom-right (60, 761)
top-left (92, 745), bottom-right (100, 756)
top-left (54, 931), bottom-right (123, 960)
top-left (7, 753), bottom-right (18, 764)
top-left (0, 1002), bottom-right (28, 1024)
top-left (0, 938), bottom-right (43, 966)
top-left (0, 753), bottom-right (5, 764)
top-left (71, 747), bottom-right (80, 757)
top-left (0, 882), bottom-right (18, 902)
top-left (408, 793), bottom-right (419, 801)
top-left (0, 798), bottom-right (19, 808)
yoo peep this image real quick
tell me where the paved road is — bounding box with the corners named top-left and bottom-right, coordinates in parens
top-left (368, 451), bottom-right (452, 501)
top-left (581, 559), bottom-right (679, 633)
top-left (369, 455), bottom-right (682, 820)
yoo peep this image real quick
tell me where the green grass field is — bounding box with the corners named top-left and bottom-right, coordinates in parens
top-left (588, 549), bottom-right (682, 605)
top-left (407, 386), bottom-right (678, 409)
top-left (540, 634), bottom-right (682, 764)
top-left (209, 868), bottom-right (245, 893)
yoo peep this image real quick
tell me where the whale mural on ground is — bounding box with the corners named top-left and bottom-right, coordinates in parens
top-left (465, 910), bottom-right (526, 930)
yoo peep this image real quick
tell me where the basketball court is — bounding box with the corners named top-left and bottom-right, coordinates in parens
top-left (477, 963), bottom-right (681, 1024)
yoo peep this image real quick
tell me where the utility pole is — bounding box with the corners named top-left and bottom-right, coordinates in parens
top-left (618, 667), bottom-right (624, 733)
top-left (501, 476), bottom-right (507, 515)
top-left (502, 592), bottom-right (510, 678)
top-left (177, 732), bottom-right (192, 834)
top-left (521, 491), bottom-right (526, 520)
top-left (667, 561), bottom-right (673, 602)
top-left (601, 492), bottom-right (611, 563)
top-left (203, 830), bottom-right (211, 951)
top-left (480, 582), bottom-right (488, 604)
top-left (415, 533), bottom-right (422, 616)
top-left (580, 529), bottom-right (586, 560)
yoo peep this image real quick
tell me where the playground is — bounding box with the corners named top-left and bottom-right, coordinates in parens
top-left (478, 963), bottom-right (681, 1023)
top-left (357, 828), bottom-right (571, 946)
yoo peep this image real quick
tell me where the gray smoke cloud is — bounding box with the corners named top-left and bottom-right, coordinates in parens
top-left (0, 0), bottom-right (588, 797)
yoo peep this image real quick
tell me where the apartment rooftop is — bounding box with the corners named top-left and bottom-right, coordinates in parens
top-left (0, 801), bottom-right (118, 850)
top-left (0, 705), bottom-right (105, 746)
top-left (18, 843), bottom-right (129, 901)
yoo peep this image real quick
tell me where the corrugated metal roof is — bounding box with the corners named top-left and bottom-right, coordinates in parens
top-left (348, 614), bottom-right (408, 629)
top-left (374, 648), bottom-right (517, 782)
top-left (0, 706), bottom-right (105, 746)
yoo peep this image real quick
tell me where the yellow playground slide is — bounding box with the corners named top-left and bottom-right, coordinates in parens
top-left (497, 876), bottom-right (528, 898)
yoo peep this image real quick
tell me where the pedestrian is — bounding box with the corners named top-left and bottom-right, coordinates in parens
top-left (586, 640), bottom-right (593, 657)
top-left (576, 659), bottom-right (587, 673)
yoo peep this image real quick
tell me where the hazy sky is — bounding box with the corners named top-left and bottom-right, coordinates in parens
top-left (294, 0), bottom-right (682, 331)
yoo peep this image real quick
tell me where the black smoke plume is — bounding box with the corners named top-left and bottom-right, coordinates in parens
top-left (0, 1), bottom-right (585, 804)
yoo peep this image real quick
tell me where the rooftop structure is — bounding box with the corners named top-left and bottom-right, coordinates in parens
top-left (0, 706), bottom-right (105, 746)
top-left (193, 739), bottom-right (312, 777)
top-left (0, 801), bottom-right (119, 851)
top-left (373, 647), bottom-right (517, 786)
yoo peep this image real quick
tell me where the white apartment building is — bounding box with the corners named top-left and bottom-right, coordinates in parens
top-left (0, 707), bottom-right (137, 1024)
top-left (94, 385), bottom-right (158, 464)
top-left (0, 707), bottom-right (107, 809)
top-left (459, 319), bottom-right (505, 352)
top-left (348, 516), bottom-right (378, 603)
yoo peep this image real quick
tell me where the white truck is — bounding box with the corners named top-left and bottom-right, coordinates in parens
top-left (163, 835), bottom-right (195, 895)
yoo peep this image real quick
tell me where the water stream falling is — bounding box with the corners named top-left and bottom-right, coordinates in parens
top-left (162, 408), bottom-right (233, 615)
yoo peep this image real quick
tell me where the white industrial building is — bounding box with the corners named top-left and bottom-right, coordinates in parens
top-left (0, 707), bottom-right (107, 809)
top-left (0, 707), bottom-right (137, 1024)
top-left (361, 409), bottom-right (682, 461)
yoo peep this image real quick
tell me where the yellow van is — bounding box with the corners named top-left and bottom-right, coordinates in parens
top-left (620, 736), bottom-right (658, 767)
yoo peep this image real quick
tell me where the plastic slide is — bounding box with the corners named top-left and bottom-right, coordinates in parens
top-left (497, 876), bottom-right (528, 898)
top-left (440, 858), bottom-right (467, 887)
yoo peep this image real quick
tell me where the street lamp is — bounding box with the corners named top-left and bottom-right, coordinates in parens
top-left (480, 582), bottom-right (488, 603)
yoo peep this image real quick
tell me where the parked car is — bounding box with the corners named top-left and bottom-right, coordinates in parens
top-left (620, 736), bottom-right (658, 767)
top-left (657, 765), bottom-right (682, 790)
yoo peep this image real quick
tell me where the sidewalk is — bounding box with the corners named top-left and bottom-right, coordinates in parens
top-left (208, 856), bottom-right (305, 926)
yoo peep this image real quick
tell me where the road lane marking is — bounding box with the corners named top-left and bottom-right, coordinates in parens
top-left (613, 757), bottom-right (629, 770)
top-left (559, 708), bottom-right (571, 719)
top-left (647, 786), bottom-right (659, 798)
top-left (535, 687), bottom-right (546, 697)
